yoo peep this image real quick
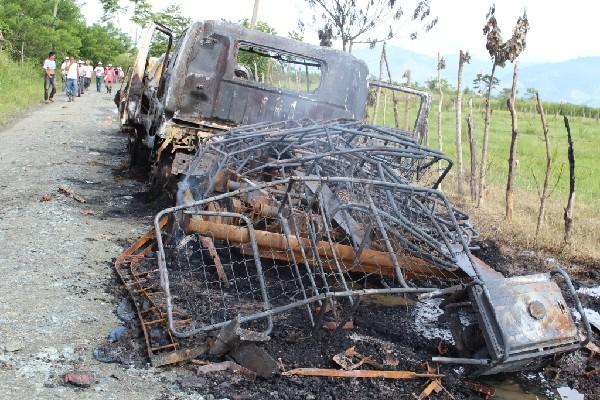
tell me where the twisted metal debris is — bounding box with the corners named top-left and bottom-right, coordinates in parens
top-left (152, 120), bottom-right (482, 340)
top-left (145, 119), bottom-right (591, 376)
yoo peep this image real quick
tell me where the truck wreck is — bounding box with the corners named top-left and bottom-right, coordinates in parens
top-left (116, 20), bottom-right (591, 379)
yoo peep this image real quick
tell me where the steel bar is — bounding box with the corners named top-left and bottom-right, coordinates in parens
top-left (185, 219), bottom-right (452, 279)
top-left (282, 368), bottom-right (443, 379)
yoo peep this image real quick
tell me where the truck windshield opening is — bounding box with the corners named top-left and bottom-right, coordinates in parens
top-left (235, 42), bottom-right (322, 94)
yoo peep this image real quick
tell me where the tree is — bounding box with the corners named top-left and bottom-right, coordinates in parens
top-left (477, 6), bottom-right (529, 207)
top-left (304, 0), bottom-right (438, 52)
top-left (402, 69), bottom-right (411, 130)
top-left (455, 50), bottom-right (470, 197)
top-left (0, 0), bottom-right (84, 61)
top-left (288, 30), bottom-right (304, 41)
top-left (98, 0), bottom-right (191, 54)
top-left (79, 23), bottom-right (130, 64)
top-left (472, 73), bottom-right (499, 96)
top-left (466, 98), bottom-right (478, 201)
top-left (127, 2), bottom-right (191, 57)
top-left (425, 78), bottom-right (453, 93)
top-left (532, 92), bottom-right (557, 238)
top-left (0, 0), bottom-right (129, 64)
top-left (524, 87), bottom-right (537, 99)
top-left (498, 87), bottom-right (514, 99)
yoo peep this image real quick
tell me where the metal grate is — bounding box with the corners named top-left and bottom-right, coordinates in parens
top-left (155, 177), bottom-right (472, 338)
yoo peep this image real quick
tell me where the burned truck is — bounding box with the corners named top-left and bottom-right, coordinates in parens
top-left (116, 20), bottom-right (591, 377)
top-left (118, 20), bottom-right (428, 194)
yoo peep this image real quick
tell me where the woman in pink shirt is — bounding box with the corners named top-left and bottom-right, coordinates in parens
top-left (104, 64), bottom-right (116, 94)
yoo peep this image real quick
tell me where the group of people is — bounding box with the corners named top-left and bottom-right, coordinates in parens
top-left (43, 51), bottom-right (125, 103)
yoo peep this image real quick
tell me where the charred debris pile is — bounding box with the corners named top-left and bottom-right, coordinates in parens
top-left (113, 118), bottom-right (592, 388)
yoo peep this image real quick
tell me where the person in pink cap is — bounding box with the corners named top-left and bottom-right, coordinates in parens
top-left (104, 64), bottom-right (116, 94)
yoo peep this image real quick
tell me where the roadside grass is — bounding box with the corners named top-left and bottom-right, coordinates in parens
top-left (371, 92), bottom-right (600, 264)
top-left (0, 53), bottom-right (43, 125)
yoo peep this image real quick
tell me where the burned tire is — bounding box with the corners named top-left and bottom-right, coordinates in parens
top-left (127, 128), bottom-right (151, 170)
top-left (149, 152), bottom-right (177, 201)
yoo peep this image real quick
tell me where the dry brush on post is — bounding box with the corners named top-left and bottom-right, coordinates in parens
top-left (477, 6), bottom-right (529, 207)
top-left (505, 61), bottom-right (520, 221)
top-left (563, 115), bottom-right (575, 244)
top-left (455, 50), bottom-right (470, 197)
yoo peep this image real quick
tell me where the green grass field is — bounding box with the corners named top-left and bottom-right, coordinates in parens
top-left (370, 90), bottom-right (600, 263)
top-left (0, 53), bottom-right (43, 125)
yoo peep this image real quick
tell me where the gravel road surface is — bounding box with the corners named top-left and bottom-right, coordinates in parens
top-left (0, 91), bottom-right (198, 399)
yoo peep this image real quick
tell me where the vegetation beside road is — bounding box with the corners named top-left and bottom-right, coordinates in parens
top-left (372, 94), bottom-right (600, 263)
top-left (0, 53), bottom-right (41, 125)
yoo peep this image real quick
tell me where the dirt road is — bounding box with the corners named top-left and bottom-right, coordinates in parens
top-left (0, 91), bottom-right (197, 399)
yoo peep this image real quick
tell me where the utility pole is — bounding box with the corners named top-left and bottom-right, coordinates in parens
top-left (250, 0), bottom-right (260, 28)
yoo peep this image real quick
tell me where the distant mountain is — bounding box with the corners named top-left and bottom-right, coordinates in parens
top-left (353, 46), bottom-right (600, 107)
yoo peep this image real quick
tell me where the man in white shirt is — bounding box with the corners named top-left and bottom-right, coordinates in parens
top-left (94, 62), bottom-right (105, 93)
top-left (43, 51), bottom-right (57, 103)
top-left (65, 56), bottom-right (79, 102)
top-left (60, 56), bottom-right (69, 92)
top-left (84, 61), bottom-right (93, 91)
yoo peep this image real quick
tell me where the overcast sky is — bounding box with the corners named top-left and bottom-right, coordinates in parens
top-left (82, 0), bottom-right (600, 64)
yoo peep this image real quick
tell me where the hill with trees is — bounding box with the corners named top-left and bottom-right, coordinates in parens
top-left (354, 45), bottom-right (600, 106)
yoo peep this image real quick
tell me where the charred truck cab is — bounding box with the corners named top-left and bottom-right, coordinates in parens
top-left (118, 20), bottom-right (384, 193)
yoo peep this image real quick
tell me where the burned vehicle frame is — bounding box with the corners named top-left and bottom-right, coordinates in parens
top-left (117, 20), bottom-right (431, 193)
top-left (115, 19), bottom-right (592, 377)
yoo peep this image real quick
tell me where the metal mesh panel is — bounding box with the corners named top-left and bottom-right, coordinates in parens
top-left (184, 119), bottom-right (452, 194)
top-left (155, 177), bottom-right (471, 338)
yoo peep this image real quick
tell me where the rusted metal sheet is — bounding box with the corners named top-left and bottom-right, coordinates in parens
top-left (433, 266), bottom-right (591, 376)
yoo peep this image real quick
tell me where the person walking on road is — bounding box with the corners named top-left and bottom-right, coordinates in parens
top-left (104, 64), bottom-right (116, 94)
top-left (65, 56), bottom-right (78, 102)
top-left (117, 66), bottom-right (125, 83)
top-left (84, 61), bottom-right (93, 90)
top-left (94, 62), bottom-right (105, 92)
top-left (43, 51), bottom-right (57, 103)
top-left (60, 56), bottom-right (69, 92)
top-left (77, 60), bottom-right (86, 97)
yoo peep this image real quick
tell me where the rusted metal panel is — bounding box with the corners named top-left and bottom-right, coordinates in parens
top-left (485, 275), bottom-right (577, 353)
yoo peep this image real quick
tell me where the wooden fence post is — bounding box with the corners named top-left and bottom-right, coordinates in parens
top-left (534, 92), bottom-right (553, 238)
top-left (505, 62), bottom-right (520, 221)
top-left (563, 115), bottom-right (575, 244)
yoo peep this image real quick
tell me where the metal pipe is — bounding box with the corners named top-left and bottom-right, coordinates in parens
top-left (432, 357), bottom-right (491, 366)
top-left (184, 218), bottom-right (449, 279)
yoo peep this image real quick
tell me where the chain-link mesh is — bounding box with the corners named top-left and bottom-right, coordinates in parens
top-left (156, 177), bottom-right (472, 337)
